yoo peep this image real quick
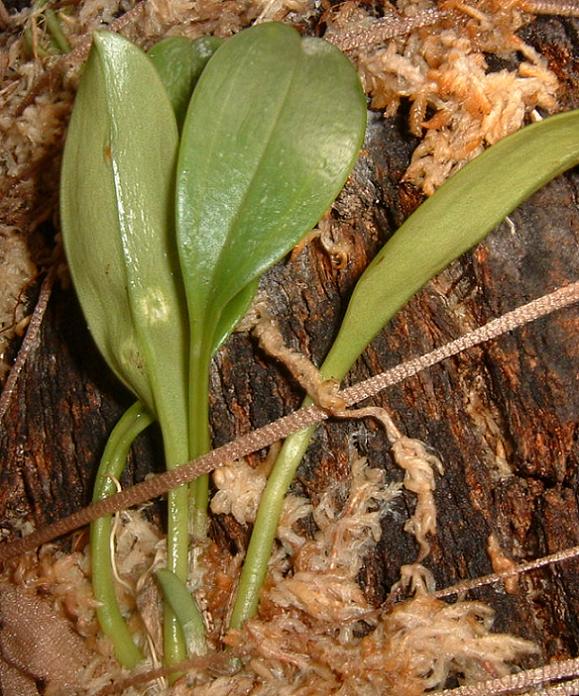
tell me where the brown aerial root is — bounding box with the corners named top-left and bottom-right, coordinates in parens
top-left (487, 533), bottom-right (520, 595)
top-left (519, 0), bottom-right (579, 16)
top-left (252, 304), bottom-right (347, 412)
top-left (324, 0), bottom-right (579, 57)
top-left (438, 656), bottom-right (579, 695)
top-left (325, 6), bottom-right (448, 53)
top-left (290, 215), bottom-right (351, 269)
top-left (0, 267), bottom-right (55, 423)
top-left (317, 216), bottom-right (351, 269)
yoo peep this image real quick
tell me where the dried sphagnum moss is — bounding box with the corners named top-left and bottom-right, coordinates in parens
top-left (7, 455), bottom-right (527, 695)
top-left (198, 457), bottom-right (536, 696)
top-left (0, 0), bottom-right (573, 693)
top-left (1, 453), bottom-right (538, 695)
top-left (326, 0), bottom-right (559, 194)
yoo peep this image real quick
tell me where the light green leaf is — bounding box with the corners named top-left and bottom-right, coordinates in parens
top-left (320, 108), bottom-right (579, 381)
top-left (230, 107), bottom-right (579, 630)
top-left (176, 21), bottom-right (367, 371)
top-left (175, 22), bottom-right (366, 533)
top-left (60, 32), bottom-right (192, 666)
top-left (148, 34), bottom-right (255, 355)
top-left (155, 568), bottom-right (207, 657)
top-left (60, 31), bottom-right (189, 433)
top-left (148, 35), bottom-right (222, 130)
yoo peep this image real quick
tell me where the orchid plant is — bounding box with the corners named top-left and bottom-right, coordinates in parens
top-left (60, 20), bottom-right (579, 676)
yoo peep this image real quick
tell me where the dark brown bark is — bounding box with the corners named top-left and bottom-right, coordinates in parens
top-left (0, 12), bottom-right (578, 673)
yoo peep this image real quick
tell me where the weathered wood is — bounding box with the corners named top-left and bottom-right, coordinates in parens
top-left (0, 12), bottom-right (577, 674)
top-left (0, 288), bottom-right (161, 534)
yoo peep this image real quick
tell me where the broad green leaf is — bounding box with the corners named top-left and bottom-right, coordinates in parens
top-left (60, 31), bottom-right (189, 434)
top-left (148, 35), bottom-right (222, 130)
top-left (230, 108), bottom-right (579, 630)
top-left (320, 108), bottom-right (579, 381)
top-left (61, 31), bottom-right (192, 668)
top-left (176, 22), bottom-right (367, 370)
top-left (147, 33), bottom-right (251, 354)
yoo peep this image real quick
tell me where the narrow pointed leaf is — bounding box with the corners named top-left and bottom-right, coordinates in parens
top-left (231, 108), bottom-right (579, 630)
top-left (148, 36), bottom-right (222, 130)
top-left (176, 22), bottom-right (367, 358)
top-left (320, 108), bottom-right (579, 381)
top-left (60, 31), bottom-right (189, 429)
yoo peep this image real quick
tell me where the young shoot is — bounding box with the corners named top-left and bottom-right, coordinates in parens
top-left (60, 23), bottom-right (366, 670)
top-left (228, 108), bottom-right (579, 630)
top-left (174, 22), bottom-right (366, 537)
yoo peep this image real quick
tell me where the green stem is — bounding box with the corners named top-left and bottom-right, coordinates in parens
top-left (190, 469), bottom-right (210, 537)
top-left (90, 403), bottom-right (192, 670)
top-left (188, 349), bottom-right (212, 539)
top-left (162, 428), bottom-right (192, 668)
top-left (155, 569), bottom-right (206, 656)
top-left (228, 424), bottom-right (314, 629)
top-left (160, 351), bottom-right (211, 672)
top-left (44, 8), bottom-right (71, 54)
top-left (90, 401), bottom-right (153, 668)
top-left (230, 341), bottom-right (368, 629)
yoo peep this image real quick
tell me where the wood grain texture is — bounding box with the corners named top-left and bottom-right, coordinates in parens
top-left (0, 13), bottom-right (577, 672)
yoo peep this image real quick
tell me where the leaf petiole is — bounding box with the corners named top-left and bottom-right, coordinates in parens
top-left (90, 401), bottom-right (153, 668)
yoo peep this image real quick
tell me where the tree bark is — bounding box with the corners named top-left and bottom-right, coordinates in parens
top-left (0, 11), bottom-right (578, 671)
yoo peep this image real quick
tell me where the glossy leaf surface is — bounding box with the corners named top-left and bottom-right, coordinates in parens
top-left (147, 33), bottom-right (248, 353)
top-left (176, 22), bottom-right (367, 363)
top-left (148, 35), bottom-right (222, 130)
top-left (60, 31), bottom-right (189, 428)
top-left (61, 31), bottom-right (192, 667)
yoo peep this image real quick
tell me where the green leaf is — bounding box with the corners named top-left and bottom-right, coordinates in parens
top-left (320, 108), bottom-right (579, 382)
top-left (155, 568), bottom-right (207, 657)
top-left (60, 31), bottom-right (189, 433)
top-left (175, 22), bottom-right (366, 534)
top-left (148, 36), bottom-right (222, 130)
top-left (60, 32), bottom-right (192, 666)
top-left (148, 33), bottom-right (253, 355)
top-left (230, 107), bottom-right (579, 631)
top-left (176, 21), bottom-right (367, 370)
top-left (211, 280), bottom-right (257, 353)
